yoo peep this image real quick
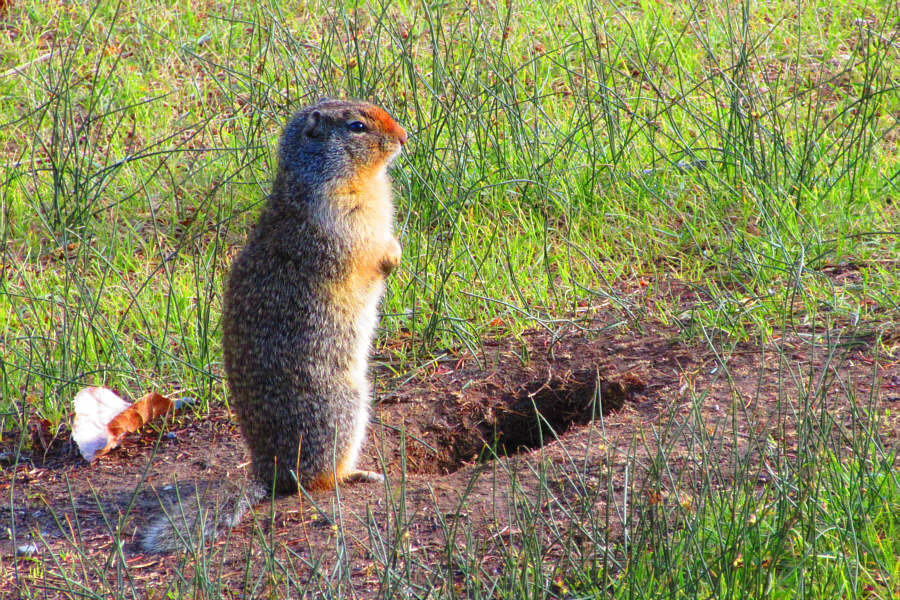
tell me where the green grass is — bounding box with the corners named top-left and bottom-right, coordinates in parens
top-left (1, 0), bottom-right (896, 423)
top-left (597, 393), bottom-right (900, 599)
top-left (0, 0), bottom-right (898, 597)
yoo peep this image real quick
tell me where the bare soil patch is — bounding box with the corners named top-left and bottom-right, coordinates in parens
top-left (1, 314), bottom-right (896, 597)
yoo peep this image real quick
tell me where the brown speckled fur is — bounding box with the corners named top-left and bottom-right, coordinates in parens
top-left (141, 99), bottom-right (404, 552)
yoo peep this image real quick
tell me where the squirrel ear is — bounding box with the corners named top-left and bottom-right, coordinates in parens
top-left (302, 110), bottom-right (324, 139)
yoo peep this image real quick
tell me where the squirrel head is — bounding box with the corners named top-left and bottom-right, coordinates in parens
top-left (276, 99), bottom-right (407, 197)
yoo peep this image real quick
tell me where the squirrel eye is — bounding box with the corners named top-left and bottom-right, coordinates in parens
top-left (348, 121), bottom-right (367, 133)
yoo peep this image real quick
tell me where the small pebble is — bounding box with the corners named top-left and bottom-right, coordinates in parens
top-left (17, 542), bottom-right (39, 556)
top-left (174, 397), bottom-right (196, 410)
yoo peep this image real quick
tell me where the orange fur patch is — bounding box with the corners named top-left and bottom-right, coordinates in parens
top-left (370, 107), bottom-right (407, 144)
top-left (306, 469), bottom-right (338, 491)
top-left (327, 243), bottom-right (385, 313)
top-left (305, 454), bottom-right (360, 491)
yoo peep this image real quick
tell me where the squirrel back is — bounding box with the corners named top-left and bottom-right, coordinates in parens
top-left (141, 99), bottom-right (405, 553)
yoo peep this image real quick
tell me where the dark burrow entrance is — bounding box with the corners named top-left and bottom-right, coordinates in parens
top-left (374, 366), bottom-right (645, 476)
top-left (490, 369), bottom-right (635, 454)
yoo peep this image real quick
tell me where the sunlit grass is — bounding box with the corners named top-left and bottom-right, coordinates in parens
top-left (0, 0), bottom-right (897, 596)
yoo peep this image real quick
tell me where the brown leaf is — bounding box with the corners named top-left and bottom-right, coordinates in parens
top-left (72, 387), bottom-right (181, 461)
top-left (104, 392), bottom-right (175, 453)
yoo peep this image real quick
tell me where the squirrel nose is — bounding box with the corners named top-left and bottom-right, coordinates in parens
top-left (397, 127), bottom-right (408, 146)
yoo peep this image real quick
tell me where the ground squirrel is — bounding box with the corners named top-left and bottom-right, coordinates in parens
top-left (141, 99), bottom-right (406, 553)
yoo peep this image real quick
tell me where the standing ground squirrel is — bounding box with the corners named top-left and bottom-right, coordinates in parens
top-left (141, 98), bottom-right (406, 553)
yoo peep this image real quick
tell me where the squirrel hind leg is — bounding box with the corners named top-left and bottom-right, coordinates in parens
top-left (337, 421), bottom-right (384, 486)
top-left (342, 469), bottom-right (385, 485)
top-left (305, 463), bottom-right (384, 491)
top-left (305, 469), bottom-right (338, 491)
top-left (338, 392), bottom-right (372, 476)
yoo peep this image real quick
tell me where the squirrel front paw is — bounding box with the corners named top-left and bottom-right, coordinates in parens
top-left (379, 237), bottom-right (402, 276)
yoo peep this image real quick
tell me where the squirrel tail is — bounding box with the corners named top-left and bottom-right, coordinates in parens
top-left (140, 479), bottom-right (268, 554)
